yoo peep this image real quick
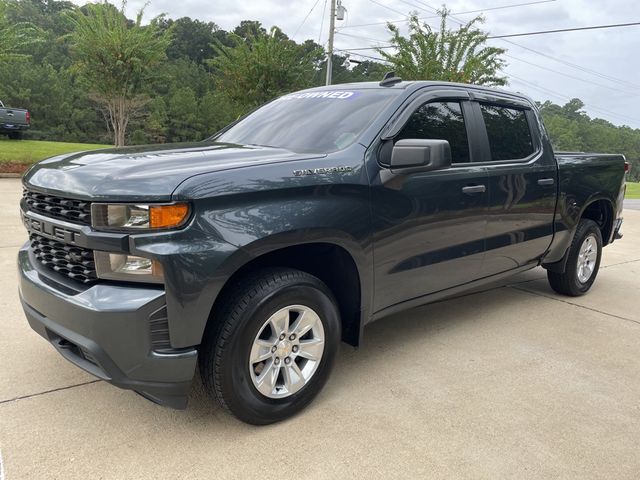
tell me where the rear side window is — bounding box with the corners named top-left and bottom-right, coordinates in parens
top-left (479, 104), bottom-right (534, 161)
top-left (396, 101), bottom-right (470, 163)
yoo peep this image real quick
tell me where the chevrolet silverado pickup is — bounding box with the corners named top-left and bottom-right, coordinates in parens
top-left (18, 76), bottom-right (626, 424)
top-left (0, 100), bottom-right (30, 139)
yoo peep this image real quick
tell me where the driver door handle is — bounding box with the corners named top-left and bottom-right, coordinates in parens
top-left (538, 178), bottom-right (555, 186)
top-left (462, 185), bottom-right (486, 195)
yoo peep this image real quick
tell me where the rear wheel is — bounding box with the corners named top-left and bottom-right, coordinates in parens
top-left (547, 219), bottom-right (602, 296)
top-left (199, 268), bottom-right (340, 424)
top-left (7, 131), bottom-right (22, 140)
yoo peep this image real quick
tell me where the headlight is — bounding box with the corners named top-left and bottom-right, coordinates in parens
top-left (91, 203), bottom-right (189, 231)
top-left (94, 251), bottom-right (164, 283)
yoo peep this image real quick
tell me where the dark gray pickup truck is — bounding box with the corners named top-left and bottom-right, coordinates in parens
top-left (18, 77), bottom-right (626, 424)
top-left (0, 100), bottom-right (30, 139)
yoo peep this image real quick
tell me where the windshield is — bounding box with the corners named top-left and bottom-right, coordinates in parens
top-left (214, 89), bottom-right (398, 153)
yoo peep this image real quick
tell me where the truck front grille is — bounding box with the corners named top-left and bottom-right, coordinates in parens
top-left (30, 233), bottom-right (97, 284)
top-left (23, 189), bottom-right (92, 226)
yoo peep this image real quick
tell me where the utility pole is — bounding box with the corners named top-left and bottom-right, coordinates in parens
top-left (325, 0), bottom-right (337, 86)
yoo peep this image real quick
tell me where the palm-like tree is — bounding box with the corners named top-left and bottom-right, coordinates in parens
top-left (66, 2), bottom-right (172, 146)
top-left (0, 0), bottom-right (39, 62)
top-left (377, 10), bottom-right (507, 86)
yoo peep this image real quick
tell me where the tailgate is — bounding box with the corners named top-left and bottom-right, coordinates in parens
top-left (0, 108), bottom-right (28, 125)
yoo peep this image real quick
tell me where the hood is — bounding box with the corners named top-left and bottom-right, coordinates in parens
top-left (23, 141), bottom-right (323, 201)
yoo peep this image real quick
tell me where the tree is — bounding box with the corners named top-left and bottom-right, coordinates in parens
top-left (209, 26), bottom-right (322, 112)
top-left (66, 1), bottom-right (171, 146)
top-left (164, 17), bottom-right (226, 64)
top-left (233, 20), bottom-right (267, 40)
top-left (377, 10), bottom-right (507, 86)
top-left (0, 0), bottom-right (40, 62)
top-left (539, 99), bottom-right (640, 181)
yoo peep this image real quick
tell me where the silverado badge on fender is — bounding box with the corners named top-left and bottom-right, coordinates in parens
top-left (293, 166), bottom-right (353, 176)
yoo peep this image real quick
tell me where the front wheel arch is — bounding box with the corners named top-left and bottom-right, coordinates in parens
top-left (206, 241), bottom-right (366, 348)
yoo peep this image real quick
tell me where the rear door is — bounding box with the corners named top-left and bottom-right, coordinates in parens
top-left (369, 89), bottom-right (489, 313)
top-left (469, 94), bottom-right (556, 275)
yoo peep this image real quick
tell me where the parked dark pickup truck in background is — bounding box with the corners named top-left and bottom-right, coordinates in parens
top-left (18, 76), bottom-right (626, 425)
top-left (0, 100), bottom-right (30, 139)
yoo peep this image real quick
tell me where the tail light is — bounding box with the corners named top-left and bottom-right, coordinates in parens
top-left (25, 111), bottom-right (30, 124)
top-left (624, 161), bottom-right (630, 173)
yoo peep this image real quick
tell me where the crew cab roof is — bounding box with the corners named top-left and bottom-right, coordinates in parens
top-left (296, 80), bottom-right (534, 105)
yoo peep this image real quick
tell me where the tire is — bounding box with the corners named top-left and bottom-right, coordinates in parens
top-left (199, 268), bottom-right (341, 425)
top-left (8, 131), bottom-right (22, 140)
top-left (547, 219), bottom-right (602, 297)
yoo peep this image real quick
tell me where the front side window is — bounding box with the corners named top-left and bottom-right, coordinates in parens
top-left (396, 101), bottom-right (470, 163)
top-left (479, 104), bottom-right (534, 161)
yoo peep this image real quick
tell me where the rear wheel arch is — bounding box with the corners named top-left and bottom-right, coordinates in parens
top-left (580, 198), bottom-right (614, 246)
top-left (544, 197), bottom-right (614, 273)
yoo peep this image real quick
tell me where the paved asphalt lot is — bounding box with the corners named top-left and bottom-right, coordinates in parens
top-left (1, 178), bottom-right (639, 479)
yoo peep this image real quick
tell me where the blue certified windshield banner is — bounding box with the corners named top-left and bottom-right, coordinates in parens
top-left (280, 90), bottom-right (362, 101)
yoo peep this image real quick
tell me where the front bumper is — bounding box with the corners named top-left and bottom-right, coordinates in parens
top-left (18, 244), bottom-right (198, 409)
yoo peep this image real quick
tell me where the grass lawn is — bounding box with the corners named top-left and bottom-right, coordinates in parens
top-left (626, 182), bottom-right (640, 199)
top-left (0, 139), bottom-right (110, 172)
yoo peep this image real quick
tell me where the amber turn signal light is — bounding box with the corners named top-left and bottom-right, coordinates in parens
top-left (149, 203), bottom-right (189, 229)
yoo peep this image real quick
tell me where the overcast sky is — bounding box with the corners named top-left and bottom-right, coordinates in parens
top-left (96, 0), bottom-right (639, 128)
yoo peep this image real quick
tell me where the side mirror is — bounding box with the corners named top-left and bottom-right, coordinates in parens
top-left (390, 139), bottom-right (452, 173)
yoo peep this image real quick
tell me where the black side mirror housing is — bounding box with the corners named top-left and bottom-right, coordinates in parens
top-left (390, 139), bottom-right (452, 173)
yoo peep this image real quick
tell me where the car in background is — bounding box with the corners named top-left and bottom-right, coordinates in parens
top-left (0, 100), bottom-right (30, 139)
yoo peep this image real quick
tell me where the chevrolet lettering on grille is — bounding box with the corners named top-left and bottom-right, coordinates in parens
top-left (22, 213), bottom-right (80, 245)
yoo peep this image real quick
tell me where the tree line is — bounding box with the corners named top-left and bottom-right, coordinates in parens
top-left (0, 0), bottom-right (637, 180)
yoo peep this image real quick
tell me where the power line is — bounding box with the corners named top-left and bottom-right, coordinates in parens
top-left (339, 45), bottom-right (392, 51)
top-left (507, 72), bottom-right (640, 125)
top-left (337, 0), bottom-right (556, 30)
top-left (335, 31), bottom-right (391, 44)
top-left (292, 0), bottom-right (323, 39)
top-left (397, 2), bottom-right (640, 93)
top-left (498, 38), bottom-right (640, 90)
top-left (340, 6), bottom-right (640, 91)
top-left (490, 21), bottom-right (640, 39)
top-left (409, 0), bottom-right (439, 14)
top-left (366, 0), bottom-right (410, 18)
top-left (504, 53), bottom-right (637, 96)
top-left (338, 15), bottom-right (638, 125)
top-left (397, 0), bottom-right (434, 14)
top-left (429, 3), bottom-right (640, 119)
top-left (342, 0), bottom-right (640, 107)
top-left (338, 20), bottom-right (640, 46)
top-left (334, 48), bottom-right (389, 63)
top-left (318, 0), bottom-right (328, 43)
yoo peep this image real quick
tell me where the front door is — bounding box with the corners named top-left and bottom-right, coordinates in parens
top-left (370, 97), bottom-right (489, 313)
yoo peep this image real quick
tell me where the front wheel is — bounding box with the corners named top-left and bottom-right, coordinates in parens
top-left (199, 268), bottom-right (341, 425)
top-left (547, 219), bottom-right (603, 296)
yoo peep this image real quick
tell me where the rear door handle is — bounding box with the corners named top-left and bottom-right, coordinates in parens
top-left (537, 178), bottom-right (555, 186)
top-left (462, 185), bottom-right (486, 195)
